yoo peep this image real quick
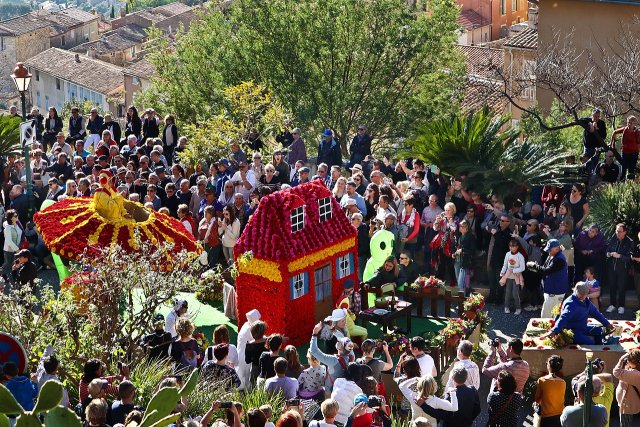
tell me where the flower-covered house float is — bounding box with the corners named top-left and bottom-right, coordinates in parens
top-left (234, 180), bottom-right (358, 345)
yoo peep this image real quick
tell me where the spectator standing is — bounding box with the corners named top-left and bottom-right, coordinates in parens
top-left (445, 340), bottom-right (480, 390)
top-left (86, 108), bottom-right (104, 151)
top-left (265, 357), bottom-right (299, 400)
top-left (566, 184), bottom-right (589, 233)
top-left (110, 381), bottom-right (141, 425)
top-left (3, 361), bottom-right (38, 411)
top-left (124, 106), bottom-right (142, 143)
top-left (42, 107), bottom-right (63, 152)
top-left (218, 205), bottom-right (241, 265)
top-left (351, 214), bottom-right (369, 282)
top-left (410, 336), bottom-right (437, 377)
top-left (317, 129), bottom-right (342, 169)
top-left (560, 377), bottom-right (608, 427)
top-left (482, 338), bottom-right (530, 394)
top-left (203, 325), bottom-right (239, 367)
top-left (534, 355), bottom-right (566, 427)
top-left (486, 214), bottom-right (512, 304)
top-left (453, 220), bottom-right (476, 297)
top-left (610, 115), bottom-right (640, 180)
top-left (298, 351), bottom-right (327, 401)
top-left (605, 223), bottom-right (634, 314)
top-left (486, 371), bottom-right (523, 427)
top-left (580, 108), bottom-right (607, 173)
top-left (526, 239), bottom-right (569, 318)
top-left (168, 317), bottom-right (201, 372)
top-left (574, 224), bottom-right (607, 284)
top-left (142, 109), bottom-right (160, 142)
top-left (202, 343), bottom-right (241, 390)
top-left (287, 129), bottom-right (307, 167)
top-left (36, 345), bottom-right (69, 408)
top-left (162, 115), bottom-right (178, 164)
top-left (67, 106), bottom-right (86, 143)
top-left (258, 334), bottom-right (284, 385)
top-left (348, 125), bottom-right (371, 169)
top-left (103, 114), bottom-right (121, 146)
top-left (499, 239), bottom-right (526, 315)
top-left (613, 349), bottom-right (640, 427)
top-left (420, 367), bottom-right (480, 427)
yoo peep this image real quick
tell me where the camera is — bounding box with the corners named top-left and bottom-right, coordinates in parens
top-left (490, 338), bottom-right (501, 348)
top-left (368, 395), bottom-right (383, 408)
top-left (220, 402), bottom-right (233, 409)
top-left (287, 399), bottom-right (300, 406)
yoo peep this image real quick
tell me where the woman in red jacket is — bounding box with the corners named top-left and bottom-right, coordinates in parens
top-left (611, 115), bottom-right (640, 180)
top-left (431, 202), bottom-right (460, 286)
top-left (399, 196), bottom-right (421, 259)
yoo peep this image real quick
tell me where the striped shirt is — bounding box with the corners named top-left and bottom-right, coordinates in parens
top-left (482, 348), bottom-right (530, 393)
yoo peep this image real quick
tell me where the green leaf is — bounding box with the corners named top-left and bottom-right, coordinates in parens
top-left (0, 384), bottom-right (23, 415)
top-left (15, 413), bottom-right (41, 427)
top-left (33, 380), bottom-right (63, 413)
top-left (44, 407), bottom-right (82, 427)
top-left (179, 368), bottom-right (199, 397)
top-left (145, 413), bottom-right (180, 427)
top-left (139, 387), bottom-right (180, 427)
top-left (0, 414), bottom-right (10, 427)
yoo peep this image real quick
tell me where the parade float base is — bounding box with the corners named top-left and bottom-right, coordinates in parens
top-left (521, 318), bottom-right (639, 379)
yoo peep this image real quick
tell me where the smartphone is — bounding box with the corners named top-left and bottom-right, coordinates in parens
top-left (287, 399), bottom-right (300, 406)
top-left (430, 164), bottom-right (438, 173)
top-left (220, 402), bottom-right (233, 409)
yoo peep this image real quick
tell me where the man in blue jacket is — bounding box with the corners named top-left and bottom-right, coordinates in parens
top-left (526, 239), bottom-right (568, 318)
top-left (544, 282), bottom-right (614, 345)
top-left (3, 361), bottom-right (38, 412)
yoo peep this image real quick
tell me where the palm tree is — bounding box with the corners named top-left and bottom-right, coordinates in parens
top-left (405, 106), bottom-right (573, 196)
top-left (0, 114), bottom-right (25, 158)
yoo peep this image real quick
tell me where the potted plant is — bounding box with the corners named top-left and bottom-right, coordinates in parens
top-left (194, 269), bottom-right (224, 306)
top-left (410, 275), bottom-right (445, 295)
top-left (440, 318), bottom-right (466, 347)
top-left (462, 293), bottom-right (485, 321)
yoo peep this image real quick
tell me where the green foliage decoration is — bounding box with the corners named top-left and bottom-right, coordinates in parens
top-left (589, 181), bottom-right (640, 239)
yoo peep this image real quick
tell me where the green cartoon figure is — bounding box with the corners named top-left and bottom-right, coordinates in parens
top-left (363, 229), bottom-right (395, 282)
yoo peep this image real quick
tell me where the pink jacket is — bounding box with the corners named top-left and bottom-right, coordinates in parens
top-left (613, 367), bottom-right (640, 414)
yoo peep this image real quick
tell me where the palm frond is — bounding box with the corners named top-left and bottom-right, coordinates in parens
top-left (0, 114), bottom-right (24, 157)
top-left (406, 107), bottom-right (572, 195)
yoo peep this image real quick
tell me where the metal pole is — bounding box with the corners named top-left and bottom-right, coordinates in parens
top-left (20, 93), bottom-right (33, 221)
top-left (584, 352), bottom-right (593, 427)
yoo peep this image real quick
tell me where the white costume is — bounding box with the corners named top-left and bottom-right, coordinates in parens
top-left (165, 298), bottom-right (188, 338)
top-left (236, 309), bottom-right (261, 390)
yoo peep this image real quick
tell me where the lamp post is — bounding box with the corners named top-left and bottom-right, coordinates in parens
top-left (10, 62), bottom-right (33, 221)
top-left (583, 351), bottom-right (594, 427)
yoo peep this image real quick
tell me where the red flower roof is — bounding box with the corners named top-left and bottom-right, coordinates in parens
top-left (235, 180), bottom-right (356, 261)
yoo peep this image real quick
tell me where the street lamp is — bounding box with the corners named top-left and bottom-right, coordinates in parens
top-left (11, 62), bottom-right (34, 220)
top-left (583, 351), bottom-right (594, 427)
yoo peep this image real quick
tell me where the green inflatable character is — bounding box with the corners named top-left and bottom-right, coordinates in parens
top-left (363, 229), bottom-right (395, 306)
top-left (39, 199), bottom-right (72, 282)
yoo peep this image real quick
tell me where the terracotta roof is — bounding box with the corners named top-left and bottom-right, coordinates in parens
top-left (462, 78), bottom-right (507, 114)
top-left (457, 9), bottom-right (487, 31)
top-left (235, 180), bottom-right (356, 261)
top-left (123, 58), bottom-right (156, 78)
top-left (25, 48), bottom-right (124, 97)
top-left (504, 27), bottom-right (538, 50)
top-left (71, 24), bottom-right (147, 55)
top-left (0, 7), bottom-right (97, 37)
top-left (457, 45), bottom-right (503, 79)
top-left (153, 2), bottom-right (192, 16)
top-left (0, 13), bottom-right (51, 36)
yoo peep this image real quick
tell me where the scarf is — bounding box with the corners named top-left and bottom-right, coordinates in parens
top-left (400, 208), bottom-right (416, 228)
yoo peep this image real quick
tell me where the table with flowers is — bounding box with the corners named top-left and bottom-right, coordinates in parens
top-left (399, 275), bottom-right (466, 318)
top-left (520, 318), bottom-right (640, 379)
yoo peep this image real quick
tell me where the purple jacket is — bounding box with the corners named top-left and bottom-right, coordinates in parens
top-left (574, 231), bottom-right (607, 256)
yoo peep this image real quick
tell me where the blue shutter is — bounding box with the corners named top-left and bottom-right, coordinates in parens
top-left (304, 272), bottom-right (309, 295)
top-left (290, 276), bottom-right (295, 300)
top-left (335, 257), bottom-right (340, 279)
top-left (348, 252), bottom-right (354, 275)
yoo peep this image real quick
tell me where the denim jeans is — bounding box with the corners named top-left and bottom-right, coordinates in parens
top-left (454, 259), bottom-right (470, 294)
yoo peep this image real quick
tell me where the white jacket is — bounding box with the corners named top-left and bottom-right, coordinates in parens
top-left (3, 222), bottom-right (21, 252)
top-left (218, 218), bottom-right (241, 248)
top-left (330, 378), bottom-right (362, 425)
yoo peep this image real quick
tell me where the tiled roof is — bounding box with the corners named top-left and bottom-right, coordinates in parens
top-left (457, 9), bottom-right (487, 31)
top-left (71, 24), bottom-right (147, 55)
top-left (0, 7), bottom-right (97, 37)
top-left (0, 13), bottom-right (51, 36)
top-left (153, 2), bottom-right (192, 16)
top-left (504, 27), bottom-right (538, 50)
top-left (25, 48), bottom-right (124, 97)
top-left (462, 78), bottom-right (508, 115)
top-left (123, 58), bottom-right (157, 78)
top-left (457, 45), bottom-right (504, 80)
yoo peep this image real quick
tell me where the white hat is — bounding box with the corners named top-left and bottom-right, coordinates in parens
top-left (246, 309), bottom-right (261, 324)
top-left (351, 164), bottom-right (363, 171)
top-left (328, 308), bottom-right (346, 322)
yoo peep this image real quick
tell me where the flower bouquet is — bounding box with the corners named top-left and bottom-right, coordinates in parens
top-left (440, 318), bottom-right (467, 347)
top-left (551, 303), bottom-right (562, 318)
top-left (194, 269), bottom-right (224, 305)
top-left (463, 293), bottom-right (485, 321)
top-left (410, 275), bottom-right (445, 295)
top-left (377, 332), bottom-right (411, 357)
top-left (193, 328), bottom-right (210, 355)
top-left (541, 329), bottom-right (573, 349)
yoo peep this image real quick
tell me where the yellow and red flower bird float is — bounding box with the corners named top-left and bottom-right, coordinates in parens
top-left (33, 170), bottom-right (199, 261)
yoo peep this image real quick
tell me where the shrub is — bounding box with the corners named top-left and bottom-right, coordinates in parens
top-left (588, 181), bottom-right (640, 239)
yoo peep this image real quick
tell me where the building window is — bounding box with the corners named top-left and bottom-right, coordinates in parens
top-left (291, 206), bottom-right (304, 233)
top-left (36, 91), bottom-right (41, 108)
top-left (500, 0), bottom-right (506, 15)
top-left (56, 78), bottom-right (61, 90)
top-left (61, 35), bottom-right (65, 46)
top-left (290, 272), bottom-right (308, 300)
top-left (35, 70), bottom-right (39, 81)
top-left (318, 197), bottom-right (332, 222)
top-left (512, 0), bottom-right (517, 12)
top-left (336, 253), bottom-right (354, 279)
top-left (45, 95), bottom-right (49, 108)
top-left (0, 37), bottom-right (5, 51)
